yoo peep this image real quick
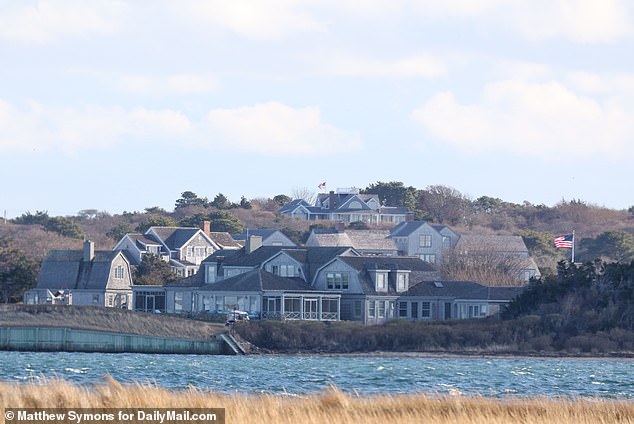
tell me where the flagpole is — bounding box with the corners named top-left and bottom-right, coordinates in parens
top-left (572, 230), bottom-right (575, 265)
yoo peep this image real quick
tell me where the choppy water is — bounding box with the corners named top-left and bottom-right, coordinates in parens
top-left (1, 351), bottom-right (632, 398)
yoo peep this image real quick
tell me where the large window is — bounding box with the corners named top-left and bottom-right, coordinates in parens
top-left (368, 301), bottom-right (375, 318)
top-left (353, 300), bottom-right (362, 318)
top-left (396, 273), bottom-right (409, 292)
top-left (442, 236), bottom-right (452, 249)
top-left (419, 234), bottom-right (432, 248)
top-left (411, 302), bottom-right (418, 319)
top-left (398, 301), bottom-right (408, 318)
top-left (326, 272), bottom-right (349, 289)
top-left (377, 301), bottom-right (386, 318)
top-left (113, 265), bottom-right (125, 279)
top-left (174, 292), bottom-right (183, 311)
top-left (135, 291), bottom-right (165, 312)
top-left (421, 302), bottom-right (431, 318)
top-left (375, 273), bottom-right (387, 292)
top-left (194, 247), bottom-right (206, 257)
top-left (420, 254), bottom-right (436, 264)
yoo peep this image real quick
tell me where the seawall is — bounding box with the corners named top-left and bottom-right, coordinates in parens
top-left (0, 326), bottom-right (237, 355)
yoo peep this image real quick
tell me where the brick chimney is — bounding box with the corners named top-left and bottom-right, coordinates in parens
top-left (83, 240), bottom-right (95, 262)
top-left (199, 220), bottom-right (211, 238)
top-left (406, 212), bottom-right (415, 222)
top-left (329, 190), bottom-right (336, 210)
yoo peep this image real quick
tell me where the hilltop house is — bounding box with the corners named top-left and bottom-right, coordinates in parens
top-left (114, 221), bottom-right (233, 277)
top-left (278, 187), bottom-right (411, 224)
top-left (24, 241), bottom-right (133, 308)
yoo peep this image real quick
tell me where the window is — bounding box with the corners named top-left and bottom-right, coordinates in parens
top-left (442, 236), bottom-right (452, 249)
top-left (375, 273), bottom-right (387, 292)
top-left (174, 292), bottom-right (183, 311)
top-left (114, 265), bottom-right (125, 279)
top-left (396, 273), bottom-right (409, 292)
top-left (520, 270), bottom-right (534, 281)
top-left (107, 294), bottom-right (114, 307)
top-left (186, 246), bottom-right (193, 256)
top-left (420, 254), bottom-right (436, 264)
top-left (419, 234), bottom-right (432, 248)
top-left (398, 301), bottom-right (408, 317)
top-left (377, 301), bottom-right (386, 318)
top-left (411, 302), bottom-right (418, 319)
top-left (421, 302), bottom-right (431, 318)
top-left (194, 247), bottom-right (206, 257)
top-left (92, 294), bottom-right (100, 305)
top-left (368, 301), bottom-right (375, 318)
top-left (134, 291), bottom-right (165, 312)
top-left (326, 272), bottom-right (349, 289)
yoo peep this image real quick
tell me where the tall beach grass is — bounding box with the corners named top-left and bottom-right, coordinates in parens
top-left (1, 377), bottom-right (632, 424)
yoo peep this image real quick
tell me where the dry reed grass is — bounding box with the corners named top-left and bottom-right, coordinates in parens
top-left (1, 377), bottom-right (632, 424)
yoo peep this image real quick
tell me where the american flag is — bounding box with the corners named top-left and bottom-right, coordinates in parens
top-left (318, 182), bottom-right (326, 190)
top-left (554, 234), bottom-right (574, 248)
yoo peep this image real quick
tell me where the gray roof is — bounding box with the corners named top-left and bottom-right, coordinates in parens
top-left (148, 227), bottom-right (201, 250)
top-left (36, 250), bottom-right (122, 290)
top-left (198, 269), bottom-right (316, 293)
top-left (125, 233), bottom-right (162, 246)
top-left (309, 229), bottom-right (396, 252)
top-left (278, 199), bottom-right (311, 214)
top-left (209, 232), bottom-right (241, 249)
top-left (455, 235), bottom-right (529, 254)
top-left (404, 280), bottom-right (525, 301)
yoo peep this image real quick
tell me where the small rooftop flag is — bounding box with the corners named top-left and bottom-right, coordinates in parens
top-left (554, 234), bottom-right (574, 248)
top-left (318, 182), bottom-right (326, 190)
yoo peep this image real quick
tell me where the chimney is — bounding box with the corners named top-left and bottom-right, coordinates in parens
top-left (335, 221), bottom-right (345, 232)
top-left (406, 212), bottom-right (415, 222)
top-left (246, 235), bottom-right (262, 254)
top-left (200, 220), bottom-right (211, 238)
top-left (83, 240), bottom-right (95, 262)
top-left (329, 190), bottom-right (336, 210)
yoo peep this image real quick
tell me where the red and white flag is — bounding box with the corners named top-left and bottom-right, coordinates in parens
top-left (318, 182), bottom-right (326, 190)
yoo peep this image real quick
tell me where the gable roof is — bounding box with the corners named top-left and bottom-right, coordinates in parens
top-left (309, 229), bottom-right (396, 252)
top-left (36, 249), bottom-right (124, 290)
top-left (278, 199), bottom-right (311, 214)
top-left (209, 232), bottom-right (242, 249)
top-left (455, 235), bottom-right (529, 254)
top-left (148, 227), bottom-right (202, 250)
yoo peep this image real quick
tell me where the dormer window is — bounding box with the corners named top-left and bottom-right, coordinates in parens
top-left (326, 272), bottom-right (349, 289)
top-left (376, 272), bottom-right (387, 292)
top-left (113, 265), bottom-right (125, 280)
top-left (396, 272), bottom-right (409, 292)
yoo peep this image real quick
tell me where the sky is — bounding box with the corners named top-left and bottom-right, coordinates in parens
top-left (1, 0), bottom-right (634, 218)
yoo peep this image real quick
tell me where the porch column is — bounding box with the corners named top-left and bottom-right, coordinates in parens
top-left (280, 294), bottom-right (285, 317)
top-left (318, 295), bottom-right (322, 321)
top-left (300, 295), bottom-right (304, 320)
top-left (337, 297), bottom-right (341, 320)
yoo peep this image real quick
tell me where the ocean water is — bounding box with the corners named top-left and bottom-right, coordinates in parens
top-left (1, 352), bottom-right (632, 398)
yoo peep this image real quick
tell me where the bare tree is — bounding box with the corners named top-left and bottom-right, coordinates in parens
top-left (291, 187), bottom-right (317, 205)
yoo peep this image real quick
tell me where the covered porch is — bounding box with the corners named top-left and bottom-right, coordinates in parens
top-left (262, 291), bottom-right (340, 321)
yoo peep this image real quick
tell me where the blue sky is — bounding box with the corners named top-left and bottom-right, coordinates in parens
top-left (1, 0), bottom-right (633, 218)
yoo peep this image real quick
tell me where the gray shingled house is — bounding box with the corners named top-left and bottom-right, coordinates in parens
top-left (24, 241), bottom-right (133, 308)
top-left (113, 221), bottom-right (228, 277)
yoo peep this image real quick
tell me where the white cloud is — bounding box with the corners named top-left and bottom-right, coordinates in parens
top-left (412, 80), bottom-right (634, 159)
top-left (320, 54), bottom-right (447, 79)
top-left (175, 0), bottom-right (325, 40)
top-left (0, 0), bottom-right (125, 43)
top-left (204, 102), bottom-right (362, 155)
top-left (0, 100), bottom-right (358, 157)
top-left (118, 74), bottom-right (217, 95)
top-left (411, 0), bottom-right (633, 43)
top-left (0, 100), bottom-right (192, 153)
top-left (510, 0), bottom-right (633, 43)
